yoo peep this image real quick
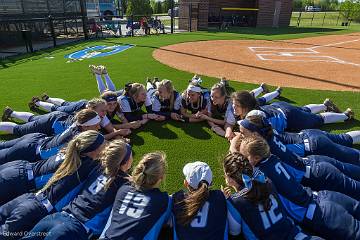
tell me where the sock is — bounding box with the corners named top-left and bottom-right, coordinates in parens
top-left (96, 74), bottom-right (107, 94)
top-left (346, 131), bottom-right (360, 144)
top-left (104, 74), bottom-right (117, 92)
top-left (0, 122), bottom-right (17, 134)
top-left (250, 86), bottom-right (263, 98)
top-left (35, 101), bottom-right (54, 112)
top-left (10, 111), bottom-right (34, 122)
top-left (305, 104), bottom-right (327, 114)
top-left (47, 97), bottom-right (65, 106)
top-left (262, 90), bottom-right (280, 103)
top-left (321, 112), bottom-right (348, 123)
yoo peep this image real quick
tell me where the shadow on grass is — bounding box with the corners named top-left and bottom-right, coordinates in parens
top-left (321, 119), bottom-right (360, 132)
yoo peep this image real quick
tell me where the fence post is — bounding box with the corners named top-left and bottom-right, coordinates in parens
top-left (79, 0), bottom-right (88, 40)
top-left (336, 11), bottom-right (340, 26)
top-left (189, 3), bottom-right (192, 32)
top-left (170, 0), bottom-right (174, 33)
top-left (322, 11), bottom-right (326, 27)
top-left (48, 15), bottom-right (57, 47)
top-left (297, 10), bottom-right (302, 27)
top-left (310, 11), bottom-right (315, 26)
top-left (131, 15), bottom-right (134, 37)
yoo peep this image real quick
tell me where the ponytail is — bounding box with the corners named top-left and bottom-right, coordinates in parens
top-left (123, 83), bottom-right (145, 100)
top-left (223, 152), bottom-right (272, 211)
top-left (176, 181), bottom-right (210, 226)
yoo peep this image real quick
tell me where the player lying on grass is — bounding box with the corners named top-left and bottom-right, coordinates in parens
top-left (90, 64), bottom-right (124, 96)
top-left (240, 134), bottom-right (360, 240)
top-left (0, 131), bottom-right (105, 240)
top-left (232, 90), bottom-right (354, 133)
top-left (2, 98), bottom-right (130, 140)
top-left (23, 139), bottom-right (133, 240)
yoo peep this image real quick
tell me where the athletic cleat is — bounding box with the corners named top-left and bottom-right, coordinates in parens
top-left (89, 65), bottom-right (102, 75)
top-left (276, 86), bottom-right (282, 96)
top-left (324, 98), bottom-right (341, 113)
top-left (28, 96), bottom-right (40, 111)
top-left (2, 106), bottom-right (13, 121)
top-left (41, 93), bottom-right (49, 101)
top-left (344, 108), bottom-right (355, 120)
top-left (260, 83), bottom-right (270, 93)
top-left (98, 65), bottom-right (107, 74)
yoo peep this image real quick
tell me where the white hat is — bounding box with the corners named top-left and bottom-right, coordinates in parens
top-left (187, 85), bottom-right (202, 93)
top-left (183, 161), bottom-right (212, 189)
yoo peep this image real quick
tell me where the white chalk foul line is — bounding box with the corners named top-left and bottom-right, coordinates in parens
top-left (310, 39), bottom-right (360, 49)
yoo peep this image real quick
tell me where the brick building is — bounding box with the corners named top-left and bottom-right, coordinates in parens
top-left (179, 0), bottom-right (293, 30)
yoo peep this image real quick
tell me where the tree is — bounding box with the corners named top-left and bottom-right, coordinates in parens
top-left (126, 0), bottom-right (153, 18)
top-left (154, 1), bottom-right (163, 13)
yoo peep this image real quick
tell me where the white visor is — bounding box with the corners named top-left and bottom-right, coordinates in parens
top-left (77, 115), bottom-right (101, 127)
top-left (187, 85), bottom-right (202, 93)
top-left (183, 161), bottom-right (212, 189)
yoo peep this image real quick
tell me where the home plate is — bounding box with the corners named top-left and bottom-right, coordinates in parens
top-left (280, 52), bottom-right (293, 56)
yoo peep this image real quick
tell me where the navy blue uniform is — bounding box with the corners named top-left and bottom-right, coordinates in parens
top-left (0, 127), bottom-right (80, 164)
top-left (256, 154), bottom-right (360, 239)
top-left (118, 95), bottom-right (151, 121)
top-left (150, 91), bottom-right (182, 119)
top-left (181, 92), bottom-right (210, 114)
top-left (277, 129), bottom-right (360, 166)
top-left (24, 168), bottom-right (130, 239)
top-left (12, 111), bottom-right (70, 136)
top-left (50, 100), bottom-right (88, 114)
top-left (227, 187), bottom-right (318, 240)
top-left (101, 184), bottom-right (171, 239)
top-left (267, 134), bottom-right (360, 200)
top-left (259, 105), bottom-right (288, 133)
top-left (0, 154), bottom-right (64, 205)
top-left (0, 156), bottom-right (98, 239)
top-left (172, 190), bottom-right (228, 240)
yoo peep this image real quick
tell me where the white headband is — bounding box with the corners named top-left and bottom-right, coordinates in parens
top-left (77, 115), bottom-right (101, 127)
top-left (187, 85), bottom-right (202, 93)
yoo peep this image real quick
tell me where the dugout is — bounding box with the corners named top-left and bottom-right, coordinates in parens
top-left (179, 0), bottom-right (293, 30)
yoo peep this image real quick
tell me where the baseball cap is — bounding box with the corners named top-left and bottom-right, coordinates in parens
top-left (183, 161), bottom-right (212, 189)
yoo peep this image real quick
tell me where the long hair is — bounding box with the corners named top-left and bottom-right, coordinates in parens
top-left (231, 91), bottom-right (259, 111)
top-left (223, 152), bottom-right (272, 211)
top-left (132, 152), bottom-right (167, 191)
top-left (98, 139), bottom-right (129, 190)
top-left (157, 79), bottom-right (175, 111)
top-left (175, 180), bottom-right (210, 226)
top-left (123, 83), bottom-right (145, 100)
top-left (39, 130), bottom-right (101, 193)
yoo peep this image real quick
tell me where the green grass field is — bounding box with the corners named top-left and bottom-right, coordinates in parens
top-left (1, 27), bottom-right (360, 193)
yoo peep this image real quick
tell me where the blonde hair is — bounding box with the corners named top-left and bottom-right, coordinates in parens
top-left (157, 79), bottom-right (175, 111)
top-left (98, 139), bottom-right (129, 190)
top-left (124, 83), bottom-right (145, 99)
top-left (40, 130), bottom-right (101, 193)
top-left (241, 134), bottom-right (271, 160)
top-left (87, 98), bottom-right (106, 110)
top-left (132, 152), bottom-right (167, 191)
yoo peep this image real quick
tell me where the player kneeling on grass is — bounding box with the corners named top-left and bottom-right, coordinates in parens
top-left (171, 161), bottom-right (228, 240)
top-left (0, 131), bottom-right (105, 240)
top-left (100, 151), bottom-right (171, 239)
top-left (146, 78), bottom-right (184, 122)
top-left (232, 90), bottom-right (354, 133)
top-left (23, 139), bottom-right (133, 240)
top-left (222, 152), bottom-right (322, 240)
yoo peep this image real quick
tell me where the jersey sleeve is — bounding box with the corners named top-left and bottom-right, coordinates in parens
top-left (100, 116), bottom-right (111, 127)
top-left (225, 103), bottom-right (236, 125)
top-left (151, 97), bottom-right (162, 112)
top-left (173, 94), bottom-right (182, 112)
top-left (119, 97), bottom-right (132, 113)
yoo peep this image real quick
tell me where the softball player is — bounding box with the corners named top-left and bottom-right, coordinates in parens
top-left (23, 140), bottom-right (133, 239)
top-left (222, 152), bottom-right (321, 240)
top-left (100, 151), bottom-right (171, 240)
top-left (118, 83), bottom-right (161, 122)
top-left (237, 115), bottom-right (360, 199)
top-left (0, 153), bottom-right (64, 205)
top-left (146, 79), bottom-right (183, 121)
top-left (90, 65), bottom-right (124, 96)
top-left (0, 131), bottom-right (104, 239)
top-left (172, 161), bottom-right (228, 240)
top-left (232, 91), bottom-right (354, 132)
top-left (240, 135), bottom-right (360, 240)
top-left (0, 110), bottom-right (102, 164)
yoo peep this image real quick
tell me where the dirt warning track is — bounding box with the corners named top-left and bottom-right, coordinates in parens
top-left (153, 33), bottom-right (360, 91)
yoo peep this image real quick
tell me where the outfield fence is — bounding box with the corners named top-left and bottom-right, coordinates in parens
top-left (290, 10), bottom-right (360, 28)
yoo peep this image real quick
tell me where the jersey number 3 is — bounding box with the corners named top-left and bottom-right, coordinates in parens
top-left (119, 192), bottom-right (150, 219)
